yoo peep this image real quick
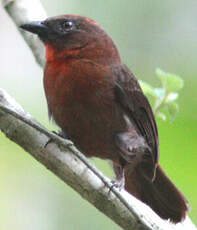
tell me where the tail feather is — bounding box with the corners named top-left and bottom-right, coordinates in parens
top-left (125, 164), bottom-right (189, 223)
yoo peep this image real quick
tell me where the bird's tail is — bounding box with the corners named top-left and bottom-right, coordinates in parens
top-left (124, 164), bottom-right (189, 223)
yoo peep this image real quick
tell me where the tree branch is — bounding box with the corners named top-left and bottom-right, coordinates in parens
top-left (0, 90), bottom-right (196, 230)
top-left (0, 88), bottom-right (149, 230)
top-left (2, 0), bottom-right (46, 67)
top-left (1, 0), bottom-right (197, 229)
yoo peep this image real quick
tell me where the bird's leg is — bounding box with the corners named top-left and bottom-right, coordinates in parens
top-left (110, 163), bottom-right (125, 191)
top-left (52, 130), bottom-right (68, 139)
top-left (44, 130), bottom-right (68, 148)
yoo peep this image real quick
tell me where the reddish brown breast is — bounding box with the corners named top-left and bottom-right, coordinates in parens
top-left (44, 56), bottom-right (126, 162)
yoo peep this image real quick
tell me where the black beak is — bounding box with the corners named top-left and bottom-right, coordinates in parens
top-left (20, 21), bottom-right (48, 35)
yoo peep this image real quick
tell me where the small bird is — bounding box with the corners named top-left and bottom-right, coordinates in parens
top-left (20, 15), bottom-right (188, 223)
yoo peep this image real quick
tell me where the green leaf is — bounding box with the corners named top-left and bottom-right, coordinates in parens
top-left (166, 92), bottom-right (178, 103)
top-left (156, 68), bottom-right (184, 92)
top-left (139, 80), bottom-right (157, 97)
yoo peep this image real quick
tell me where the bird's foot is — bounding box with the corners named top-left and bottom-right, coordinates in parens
top-left (111, 177), bottom-right (125, 190)
top-left (52, 130), bottom-right (67, 139)
top-left (44, 130), bottom-right (68, 148)
top-left (108, 177), bottom-right (125, 195)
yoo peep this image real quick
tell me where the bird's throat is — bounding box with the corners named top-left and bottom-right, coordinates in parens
top-left (45, 43), bottom-right (81, 62)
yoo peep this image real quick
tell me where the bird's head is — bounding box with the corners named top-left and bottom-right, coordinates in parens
top-left (20, 15), bottom-right (120, 64)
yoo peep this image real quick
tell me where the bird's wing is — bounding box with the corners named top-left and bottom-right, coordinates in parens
top-left (113, 64), bottom-right (159, 180)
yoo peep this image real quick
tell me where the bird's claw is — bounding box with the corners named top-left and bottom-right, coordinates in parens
top-left (108, 178), bottom-right (125, 196)
top-left (52, 130), bottom-right (67, 139)
top-left (44, 130), bottom-right (67, 148)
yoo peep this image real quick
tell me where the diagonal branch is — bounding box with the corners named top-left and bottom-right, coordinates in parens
top-left (0, 89), bottom-right (196, 230)
top-left (2, 0), bottom-right (46, 67)
top-left (0, 88), bottom-right (150, 230)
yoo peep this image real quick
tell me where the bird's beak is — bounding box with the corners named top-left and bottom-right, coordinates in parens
top-left (20, 21), bottom-right (48, 35)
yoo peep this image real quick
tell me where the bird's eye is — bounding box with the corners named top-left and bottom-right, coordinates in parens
top-left (61, 21), bottom-right (74, 32)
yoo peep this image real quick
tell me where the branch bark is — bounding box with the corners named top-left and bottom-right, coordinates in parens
top-left (1, 0), bottom-right (197, 229)
top-left (2, 0), bottom-right (46, 67)
top-left (0, 89), bottom-right (196, 230)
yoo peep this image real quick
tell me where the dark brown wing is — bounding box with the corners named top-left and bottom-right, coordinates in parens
top-left (113, 64), bottom-right (159, 178)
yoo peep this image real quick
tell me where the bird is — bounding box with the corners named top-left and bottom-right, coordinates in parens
top-left (20, 14), bottom-right (188, 223)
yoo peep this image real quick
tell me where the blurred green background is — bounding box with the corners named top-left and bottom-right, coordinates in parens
top-left (0, 0), bottom-right (197, 229)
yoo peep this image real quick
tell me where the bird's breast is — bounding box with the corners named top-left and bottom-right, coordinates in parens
top-left (44, 58), bottom-right (126, 161)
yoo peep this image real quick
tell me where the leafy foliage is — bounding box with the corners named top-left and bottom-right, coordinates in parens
top-left (139, 68), bottom-right (184, 121)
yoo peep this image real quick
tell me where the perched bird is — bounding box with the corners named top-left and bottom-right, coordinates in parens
top-left (20, 15), bottom-right (188, 223)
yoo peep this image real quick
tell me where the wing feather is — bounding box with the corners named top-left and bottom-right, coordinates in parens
top-left (113, 64), bottom-right (159, 177)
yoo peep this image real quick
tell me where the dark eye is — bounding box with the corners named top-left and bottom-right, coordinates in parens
top-left (62, 21), bottom-right (74, 32)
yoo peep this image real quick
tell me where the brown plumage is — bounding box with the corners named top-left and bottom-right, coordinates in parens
top-left (20, 15), bottom-right (188, 223)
